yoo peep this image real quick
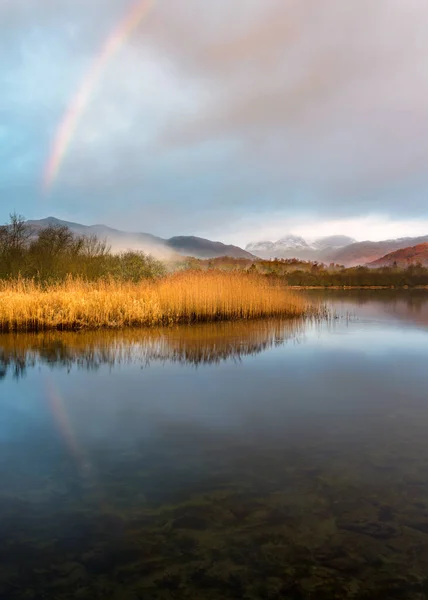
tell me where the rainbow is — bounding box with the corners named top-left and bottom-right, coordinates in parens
top-left (43, 0), bottom-right (155, 192)
top-left (45, 378), bottom-right (90, 475)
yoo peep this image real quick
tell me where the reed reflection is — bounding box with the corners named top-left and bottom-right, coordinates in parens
top-left (0, 318), bottom-right (306, 379)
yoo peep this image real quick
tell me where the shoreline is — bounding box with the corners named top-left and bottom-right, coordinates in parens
top-left (0, 313), bottom-right (312, 335)
top-left (288, 285), bottom-right (428, 290)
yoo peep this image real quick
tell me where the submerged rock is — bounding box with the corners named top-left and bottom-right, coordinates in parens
top-left (50, 561), bottom-right (88, 588)
top-left (338, 519), bottom-right (400, 539)
top-left (171, 514), bottom-right (211, 531)
top-left (405, 521), bottom-right (428, 534)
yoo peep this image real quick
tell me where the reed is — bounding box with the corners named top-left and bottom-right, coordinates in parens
top-left (0, 271), bottom-right (317, 332)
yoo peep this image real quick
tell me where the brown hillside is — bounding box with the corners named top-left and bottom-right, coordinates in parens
top-left (328, 236), bottom-right (428, 266)
top-left (368, 243), bottom-right (428, 267)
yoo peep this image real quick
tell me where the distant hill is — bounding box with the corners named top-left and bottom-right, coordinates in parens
top-left (167, 236), bottom-right (254, 259)
top-left (368, 243), bottom-right (428, 268)
top-left (26, 217), bottom-right (254, 260)
top-left (329, 236), bottom-right (428, 267)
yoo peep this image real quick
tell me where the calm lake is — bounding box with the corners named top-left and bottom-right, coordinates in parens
top-left (1, 290), bottom-right (428, 600)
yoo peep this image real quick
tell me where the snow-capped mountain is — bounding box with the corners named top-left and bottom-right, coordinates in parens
top-left (245, 240), bottom-right (275, 253)
top-left (245, 234), bottom-right (356, 261)
top-left (245, 235), bottom-right (315, 259)
top-left (274, 235), bottom-right (314, 250)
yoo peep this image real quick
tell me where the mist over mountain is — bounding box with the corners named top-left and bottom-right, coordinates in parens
top-left (26, 218), bottom-right (254, 260)
top-left (312, 236), bottom-right (357, 250)
top-left (246, 234), bottom-right (356, 261)
top-left (167, 236), bottom-right (254, 259)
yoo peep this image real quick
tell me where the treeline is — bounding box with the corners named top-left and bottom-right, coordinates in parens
top-left (280, 265), bottom-right (428, 287)
top-left (0, 213), bottom-right (166, 282)
top-left (252, 260), bottom-right (428, 287)
top-left (184, 256), bottom-right (428, 287)
top-left (182, 257), bottom-right (331, 274)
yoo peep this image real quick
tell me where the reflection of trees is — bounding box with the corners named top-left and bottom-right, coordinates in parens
top-left (306, 290), bottom-right (428, 326)
top-left (308, 289), bottom-right (428, 307)
top-left (0, 319), bottom-right (306, 379)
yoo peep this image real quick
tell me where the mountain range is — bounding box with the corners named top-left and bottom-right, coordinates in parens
top-left (24, 218), bottom-right (428, 266)
top-left (26, 218), bottom-right (254, 260)
top-left (246, 234), bottom-right (428, 266)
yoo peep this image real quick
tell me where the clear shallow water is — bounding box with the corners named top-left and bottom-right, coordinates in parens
top-left (1, 291), bottom-right (428, 599)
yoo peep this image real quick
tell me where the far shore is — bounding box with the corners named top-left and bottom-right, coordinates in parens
top-left (289, 285), bottom-right (428, 290)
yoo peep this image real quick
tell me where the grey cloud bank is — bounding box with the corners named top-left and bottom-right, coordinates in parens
top-left (1, 0), bottom-right (428, 242)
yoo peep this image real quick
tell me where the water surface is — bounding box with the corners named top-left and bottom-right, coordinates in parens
top-left (2, 291), bottom-right (428, 599)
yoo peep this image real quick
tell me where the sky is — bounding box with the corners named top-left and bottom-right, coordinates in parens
top-left (1, 0), bottom-right (428, 247)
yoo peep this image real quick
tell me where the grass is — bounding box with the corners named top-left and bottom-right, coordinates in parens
top-left (0, 271), bottom-right (318, 333)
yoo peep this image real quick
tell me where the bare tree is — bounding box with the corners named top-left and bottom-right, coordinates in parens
top-left (0, 212), bottom-right (32, 255)
top-left (81, 234), bottom-right (110, 258)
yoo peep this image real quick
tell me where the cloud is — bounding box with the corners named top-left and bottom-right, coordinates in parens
top-left (1, 0), bottom-right (428, 241)
top-left (148, 0), bottom-right (428, 186)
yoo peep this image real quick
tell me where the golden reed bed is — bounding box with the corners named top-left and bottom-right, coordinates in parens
top-left (0, 271), bottom-right (315, 332)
